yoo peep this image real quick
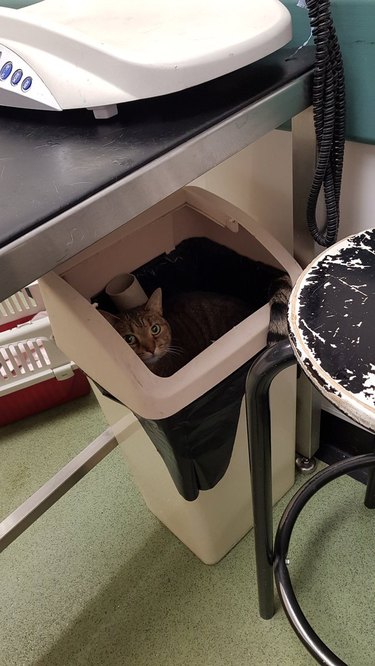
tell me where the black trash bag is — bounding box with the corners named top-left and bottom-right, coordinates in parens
top-left (92, 237), bottom-right (284, 501)
top-left (135, 358), bottom-right (253, 501)
top-left (94, 237), bottom-right (283, 314)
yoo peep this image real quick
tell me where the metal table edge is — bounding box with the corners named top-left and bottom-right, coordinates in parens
top-left (0, 69), bottom-right (313, 300)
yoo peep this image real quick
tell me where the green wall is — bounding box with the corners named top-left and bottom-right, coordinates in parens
top-left (282, 0), bottom-right (375, 143)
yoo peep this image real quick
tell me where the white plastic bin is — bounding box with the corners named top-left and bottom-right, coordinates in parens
top-left (39, 186), bottom-right (300, 563)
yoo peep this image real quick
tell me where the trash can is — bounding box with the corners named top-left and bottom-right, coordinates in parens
top-left (39, 186), bottom-right (300, 563)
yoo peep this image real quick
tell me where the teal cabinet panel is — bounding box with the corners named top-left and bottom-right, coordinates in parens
top-left (0, 1), bottom-right (41, 7)
top-left (282, 0), bottom-right (375, 143)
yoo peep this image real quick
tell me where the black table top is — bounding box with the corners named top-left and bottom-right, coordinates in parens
top-left (0, 47), bottom-right (315, 250)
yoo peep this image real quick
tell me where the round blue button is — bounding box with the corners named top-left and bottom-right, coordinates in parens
top-left (11, 69), bottom-right (23, 86)
top-left (21, 76), bottom-right (32, 92)
top-left (0, 61), bottom-right (13, 81)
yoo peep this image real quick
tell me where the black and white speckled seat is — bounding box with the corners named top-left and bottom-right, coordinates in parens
top-left (290, 228), bottom-right (374, 431)
top-left (245, 228), bottom-right (375, 666)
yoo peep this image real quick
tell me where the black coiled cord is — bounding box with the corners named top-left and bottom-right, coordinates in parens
top-left (305, 0), bottom-right (345, 247)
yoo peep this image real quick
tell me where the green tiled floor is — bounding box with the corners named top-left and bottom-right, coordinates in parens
top-left (1, 392), bottom-right (374, 665)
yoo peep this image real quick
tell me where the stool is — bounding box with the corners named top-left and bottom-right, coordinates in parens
top-left (245, 228), bottom-right (375, 665)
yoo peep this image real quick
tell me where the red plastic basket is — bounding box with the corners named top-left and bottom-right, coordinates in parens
top-left (0, 368), bottom-right (90, 426)
top-left (0, 284), bottom-right (90, 426)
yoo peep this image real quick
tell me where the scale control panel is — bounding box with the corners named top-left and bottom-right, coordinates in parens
top-left (0, 43), bottom-right (60, 110)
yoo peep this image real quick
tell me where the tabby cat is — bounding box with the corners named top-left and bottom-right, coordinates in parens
top-left (101, 277), bottom-right (291, 377)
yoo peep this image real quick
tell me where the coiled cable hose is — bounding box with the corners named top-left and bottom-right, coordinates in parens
top-left (305, 0), bottom-right (345, 246)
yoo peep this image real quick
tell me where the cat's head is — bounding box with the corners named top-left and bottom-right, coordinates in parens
top-left (100, 288), bottom-right (171, 366)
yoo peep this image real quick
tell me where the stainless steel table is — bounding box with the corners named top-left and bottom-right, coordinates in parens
top-left (0, 47), bottom-right (318, 550)
top-left (0, 47), bottom-right (315, 299)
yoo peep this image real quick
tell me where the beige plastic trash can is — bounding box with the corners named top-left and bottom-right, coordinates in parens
top-left (39, 186), bottom-right (300, 564)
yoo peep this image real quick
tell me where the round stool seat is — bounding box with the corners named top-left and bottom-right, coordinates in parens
top-left (289, 227), bottom-right (375, 432)
top-left (245, 229), bottom-right (375, 663)
top-left (274, 228), bottom-right (375, 665)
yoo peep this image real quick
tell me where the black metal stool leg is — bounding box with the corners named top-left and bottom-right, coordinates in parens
top-left (364, 465), bottom-right (375, 509)
top-left (245, 339), bottom-right (296, 619)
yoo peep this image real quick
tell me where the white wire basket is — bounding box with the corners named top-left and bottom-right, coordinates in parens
top-left (0, 283), bottom-right (90, 424)
top-left (0, 281), bottom-right (45, 329)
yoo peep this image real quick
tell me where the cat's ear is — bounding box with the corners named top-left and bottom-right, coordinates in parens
top-left (145, 288), bottom-right (163, 315)
top-left (98, 310), bottom-right (122, 326)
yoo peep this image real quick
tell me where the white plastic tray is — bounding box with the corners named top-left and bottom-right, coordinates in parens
top-left (0, 284), bottom-right (76, 396)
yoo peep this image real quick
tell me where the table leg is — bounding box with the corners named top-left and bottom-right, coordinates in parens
top-left (292, 108), bottom-right (321, 461)
top-left (364, 466), bottom-right (375, 509)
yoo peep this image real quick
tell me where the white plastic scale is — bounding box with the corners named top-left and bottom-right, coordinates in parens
top-left (0, 0), bottom-right (291, 118)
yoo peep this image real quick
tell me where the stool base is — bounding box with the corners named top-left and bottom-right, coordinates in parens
top-left (274, 453), bottom-right (375, 666)
top-left (246, 341), bottom-right (375, 664)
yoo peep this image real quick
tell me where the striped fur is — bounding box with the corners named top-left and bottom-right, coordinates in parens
top-left (100, 288), bottom-right (249, 376)
top-left (266, 274), bottom-right (292, 346)
top-left (101, 276), bottom-right (291, 376)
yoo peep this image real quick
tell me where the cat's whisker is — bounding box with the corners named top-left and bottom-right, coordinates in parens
top-left (166, 348), bottom-right (183, 357)
top-left (167, 345), bottom-right (184, 353)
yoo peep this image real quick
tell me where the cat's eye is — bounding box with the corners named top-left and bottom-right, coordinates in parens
top-left (124, 334), bottom-right (136, 345)
top-left (151, 323), bottom-right (161, 335)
